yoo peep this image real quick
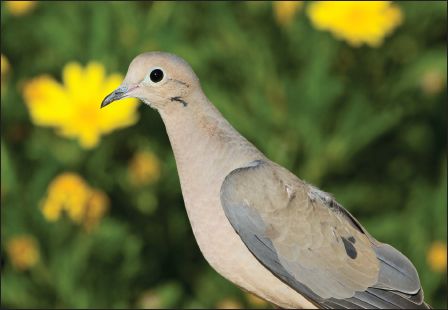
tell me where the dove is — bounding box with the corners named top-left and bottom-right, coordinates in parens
top-left (101, 52), bottom-right (430, 309)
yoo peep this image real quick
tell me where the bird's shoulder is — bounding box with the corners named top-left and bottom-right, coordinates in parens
top-left (221, 159), bottom-right (369, 238)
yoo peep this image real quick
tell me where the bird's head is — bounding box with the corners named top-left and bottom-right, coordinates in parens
top-left (101, 52), bottom-right (200, 111)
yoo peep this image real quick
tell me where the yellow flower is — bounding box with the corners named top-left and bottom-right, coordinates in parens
top-left (0, 54), bottom-right (10, 94)
top-left (41, 172), bottom-right (91, 222)
top-left (273, 1), bottom-right (303, 27)
top-left (6, 235), bottom-right (40, 271)
top-left (84, 189), bottom-right (109, 231)
top-left (307, 1), bottom-right (403, 47)
top-left (5, 1), bottom-right (37, 16)
top-left (1, 54), bottom-right (10, 78)
top-left (128, 151), bottom-right (161, 186)
top-left (23, 62), bottom-right (139, 149)
top-left (245, 293), bottom-right (268, 307)
top-left (1, 54), bottom-right (10, 91)
top-left (420, 69), bottom-right (446, 95)
top-left (136, 289), bottom-right (162, 309)
top-left (215, 298), bottom-right (243, 309)
top-left (41, 172), bottom-right (109, 230)
top-left (427, 241), bottom-right (447, 272)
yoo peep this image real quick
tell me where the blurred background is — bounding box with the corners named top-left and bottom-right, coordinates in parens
top-left (1, 1), bottom-right (446, 309)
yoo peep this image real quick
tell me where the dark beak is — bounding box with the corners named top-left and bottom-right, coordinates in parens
top-left (100, 85), bottom-right (129, 108)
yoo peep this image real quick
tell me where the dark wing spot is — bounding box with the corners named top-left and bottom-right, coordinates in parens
top-left (348, 236), bottom-right (356, 243)
top-left (342, 237), bottom-right (357, 259)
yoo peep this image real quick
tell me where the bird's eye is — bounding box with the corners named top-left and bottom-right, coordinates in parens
top-left (150, 69), bottom-right (164, 83)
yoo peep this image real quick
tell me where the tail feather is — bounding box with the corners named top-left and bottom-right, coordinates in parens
top-left (374, 243), bottom-right (421, 294)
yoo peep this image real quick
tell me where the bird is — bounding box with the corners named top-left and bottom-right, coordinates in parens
top-left (101, 52), bottom-right (430, 309)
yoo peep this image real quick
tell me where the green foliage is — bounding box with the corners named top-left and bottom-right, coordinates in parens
top-left (1, 1), bottom-right (446, 309)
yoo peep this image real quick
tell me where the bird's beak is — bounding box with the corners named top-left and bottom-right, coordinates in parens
top-left (100, 84), bottom-right (138, 108)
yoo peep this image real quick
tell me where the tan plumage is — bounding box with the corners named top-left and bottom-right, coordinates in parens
top-left (101, 52), bottom-right (430, 309)
top-left (222, 161), bottom-right (380, 299)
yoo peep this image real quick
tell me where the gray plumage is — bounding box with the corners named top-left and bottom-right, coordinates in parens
top-left (221, 160), bottom-right (429, 309)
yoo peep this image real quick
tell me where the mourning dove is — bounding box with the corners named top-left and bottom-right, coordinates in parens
top-left (101, 52), bottom-right (430, 309)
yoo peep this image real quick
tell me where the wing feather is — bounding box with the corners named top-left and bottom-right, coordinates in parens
top-left (220, 160), bottom-right (429, 309)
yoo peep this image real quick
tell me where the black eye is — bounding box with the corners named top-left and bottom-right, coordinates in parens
top-left (150, 69), bottom-right (164, 83)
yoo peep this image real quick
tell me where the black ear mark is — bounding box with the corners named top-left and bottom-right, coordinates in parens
top-left (170, 96), bottom-right (188, 107)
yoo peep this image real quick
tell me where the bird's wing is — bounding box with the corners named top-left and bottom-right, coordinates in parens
top-left (220, 159), bottom-right (429, 309)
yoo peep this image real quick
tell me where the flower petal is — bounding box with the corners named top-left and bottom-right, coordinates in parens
top-left (23, 75), bottom-right (72, 126)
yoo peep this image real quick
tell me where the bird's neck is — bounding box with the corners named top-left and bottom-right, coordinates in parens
top-left (159, 89), bottom-right (263, 205)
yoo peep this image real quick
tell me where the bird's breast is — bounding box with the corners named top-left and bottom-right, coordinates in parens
top-left (161, 107), bottom-right (316, 308)
top-left (173, 146), bottom-right (315, 309)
